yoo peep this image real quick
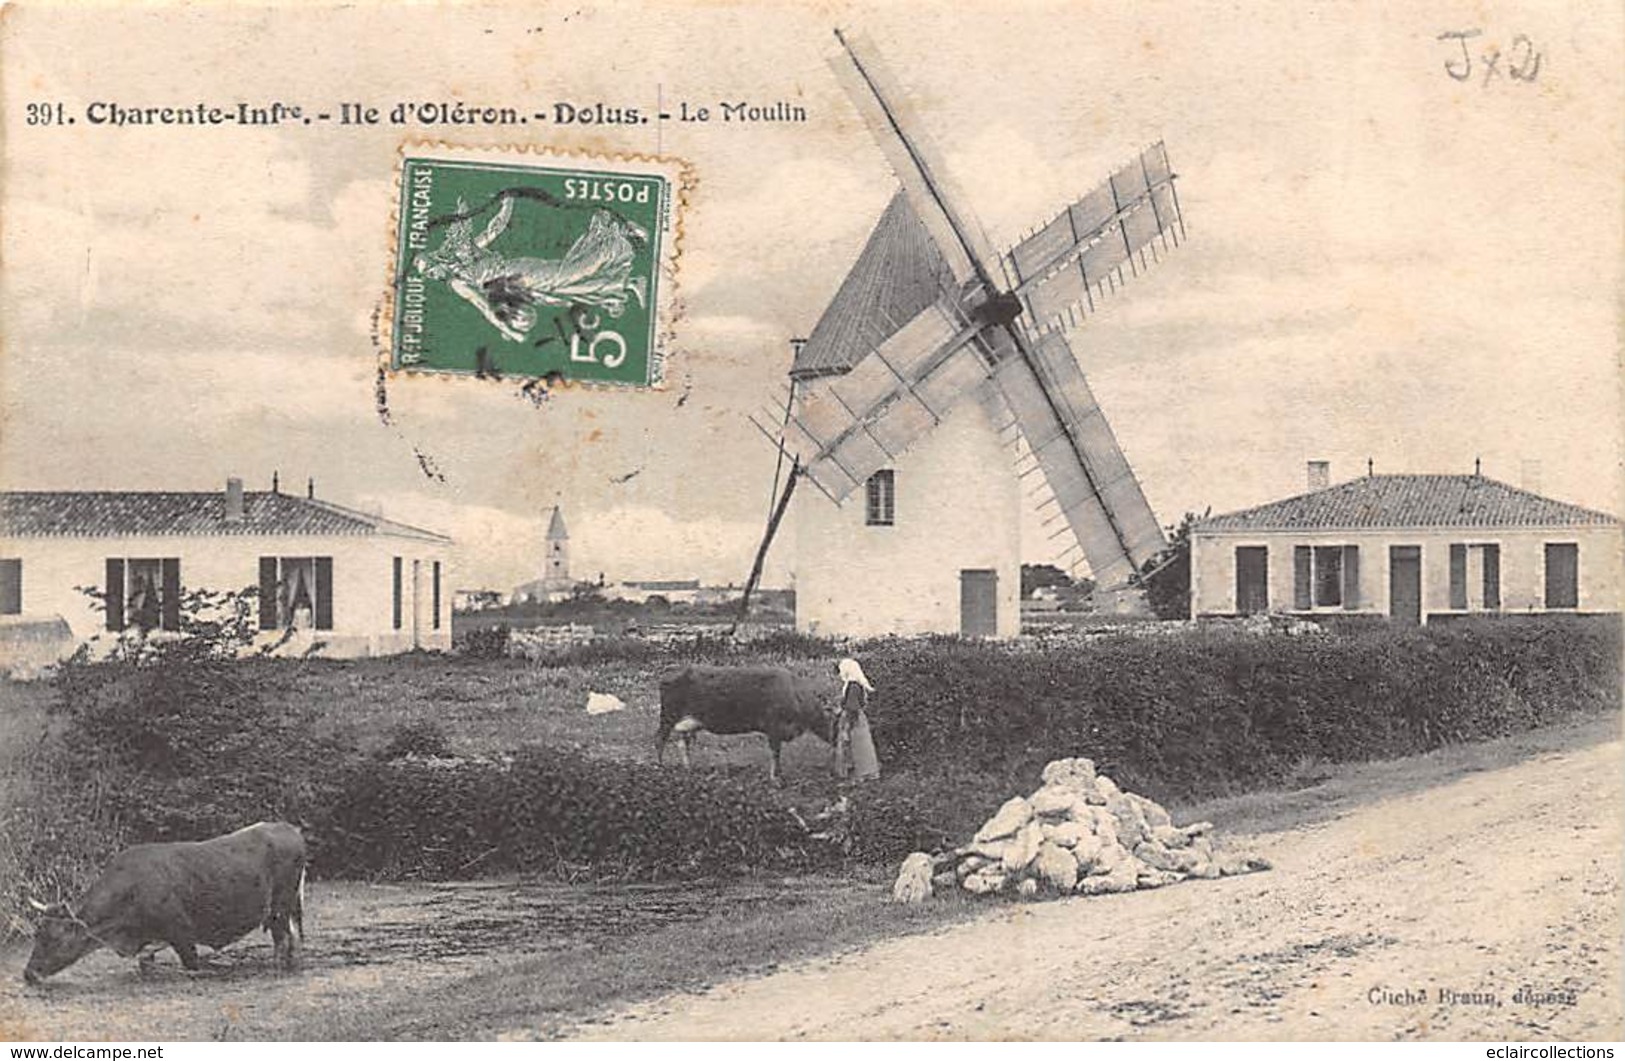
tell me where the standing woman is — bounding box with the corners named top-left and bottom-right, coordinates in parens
top-left (836, 658), bottom-right (881, 782)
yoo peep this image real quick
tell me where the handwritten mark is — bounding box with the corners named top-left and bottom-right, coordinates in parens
top-left (1439, 30), bottom-right (1541, 86)
top-left (610, 467), bottom-right (643, 485)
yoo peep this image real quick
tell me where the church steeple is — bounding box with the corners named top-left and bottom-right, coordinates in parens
top-left (544, 505), bottom-right (570, 589)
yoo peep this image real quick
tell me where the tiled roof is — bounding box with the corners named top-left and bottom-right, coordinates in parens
top-left (0, 491), bottom-right (451, 542)
top-left (1196, 475), bottom-right (1619, 533)
top-left (790, 191), bottom-right (954, 380)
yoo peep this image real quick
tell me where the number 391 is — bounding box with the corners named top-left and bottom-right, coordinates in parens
top-left (26, 102), bottom-right (69, 125)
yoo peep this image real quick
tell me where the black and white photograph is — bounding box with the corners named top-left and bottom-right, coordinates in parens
top-left (1, 0), bottom-right (1620, 1045)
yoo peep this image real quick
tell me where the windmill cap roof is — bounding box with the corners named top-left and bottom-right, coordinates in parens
top-left (1194, 474), bottom-right (1619, 533)
top-left (790, 191), bottom-right (952, 380)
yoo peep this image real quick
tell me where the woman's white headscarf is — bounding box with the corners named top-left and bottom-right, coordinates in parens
top-left (837, 657), bottom-right (874, 694)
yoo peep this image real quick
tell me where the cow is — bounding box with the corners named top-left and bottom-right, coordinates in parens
top-left (22, 821), bottom-right (306, 984)
top-left (656, 664), bottom-right (837, 785)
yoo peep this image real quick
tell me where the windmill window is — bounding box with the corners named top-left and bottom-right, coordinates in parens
top-left (1544, 543), bottom-right (1579, 609)
top-left (865, 470), bottom-right (895, 526)
top-left (1293, 545), bottom-right (1360, 610)
top-left (1448, 544), bottom-right (1501, 611)
top-left (105, 558), bottom-right (181, 632)
top-left (258, 557), bottom-right (333, 631)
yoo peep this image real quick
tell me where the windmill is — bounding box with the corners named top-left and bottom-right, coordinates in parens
top-left (738, 29), bottom-right (1185, 626)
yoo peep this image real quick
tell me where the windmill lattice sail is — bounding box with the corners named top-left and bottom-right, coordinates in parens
top-left (1004, 143), bottom-right (1184, 337)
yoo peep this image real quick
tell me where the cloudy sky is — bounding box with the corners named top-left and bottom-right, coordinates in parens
top-left (3, 1), bottom-right (1619, 590)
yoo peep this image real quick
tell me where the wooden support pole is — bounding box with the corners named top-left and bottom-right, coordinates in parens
top-left (731, 459), bottom-right (802, 637)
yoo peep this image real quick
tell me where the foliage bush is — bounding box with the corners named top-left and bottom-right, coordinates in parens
top-left (5, 588), bottom-right (359, 906)
top-left (858, 615), bottom-right (1621, 805)
top-left (6, 611), bottom-right (1616, 904)
top-left (459, 623), bottom-right (511, 660)
top-left (376, 719), bottom-right (452, 760)
top-left (311, 746), bottom-right (815, 881)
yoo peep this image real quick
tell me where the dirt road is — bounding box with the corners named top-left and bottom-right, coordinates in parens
top-left (567, 739), bottom-right (1624, 1041)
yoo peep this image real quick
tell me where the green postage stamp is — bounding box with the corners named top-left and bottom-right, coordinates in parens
top-left (390, 146), bottom-right (687, 387)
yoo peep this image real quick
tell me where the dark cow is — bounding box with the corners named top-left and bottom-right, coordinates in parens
top-left (656, 665), bottom-right (836, 785)
top-left (23, 821), bottom-right (306, 983)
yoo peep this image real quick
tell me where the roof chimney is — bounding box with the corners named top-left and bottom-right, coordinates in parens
top-left (307, 477), bottom-right (315, 500)
top-left (272, 470), bottom-right (280, 494)
top-left (1306, 460), bottom-right (1330, 491)
top-left (225, 477), bottom-right (244, 522)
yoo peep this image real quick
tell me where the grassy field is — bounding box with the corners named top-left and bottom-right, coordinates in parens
top-left (2, 632), bottom-right (1619, 1039)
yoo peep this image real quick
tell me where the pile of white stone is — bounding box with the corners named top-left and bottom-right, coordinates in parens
top-left (892, 757), bottom-right (1269, 902)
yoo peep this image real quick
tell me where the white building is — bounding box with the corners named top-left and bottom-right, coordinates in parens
top-left (793, 386), bottom-right (1022, 639)
top-left (1190, 464), bottom-right (1622, 623)
top-left (0, 478), bottom-right (453, 662)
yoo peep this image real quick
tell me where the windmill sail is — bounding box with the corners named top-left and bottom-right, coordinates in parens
top-left (779, 192), bottom-right (995, 501)
top-left (1004, 143), bottom-right (1184, 336)
top-left (991, 329), bottom-right (1165, 588)
top-left (826, 29), bottom-right (1003, 286)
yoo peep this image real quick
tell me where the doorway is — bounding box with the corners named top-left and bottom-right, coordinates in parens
top-left (1235, 546), bottom-right (1268, 615)
top-left (1389, 546), bottom-right (1421, 624)
top-left (959, 569), bottom-right (997, 637)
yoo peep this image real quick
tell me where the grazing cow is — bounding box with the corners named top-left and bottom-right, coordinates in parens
top-left (656, 665), bottom-right (836, 785)
top-left (22, 821), bottom-right (306, 984)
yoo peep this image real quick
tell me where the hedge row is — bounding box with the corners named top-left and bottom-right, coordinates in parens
top-left (857, 615), bottom-right (1621, 803)
top-left (6, 616), bottom-right (1617, 906)
top-left (311, 747), bottom-right (812, 881)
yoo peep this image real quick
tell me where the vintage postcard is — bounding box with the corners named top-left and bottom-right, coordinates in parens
top-left (1, 0), bottom-right (1620, 1046)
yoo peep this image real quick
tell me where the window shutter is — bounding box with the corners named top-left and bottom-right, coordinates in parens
top-left (1342, 545), bottom-right (1360, 609)
top-left (392, 557), bottom-right (403, 630)
top-left (314, 557), bottom-right (334, 630)
top-left (1544, 543), bottom-right (1578, 608)
top-left (432, 561), bottom-right (442, 631)
top-left (105, 558), bottom-right (125, 631)
top-left (1483, 545), bottom-right (1501, 610)
top-left (160, 559), bottom-right (181, 632)
top-left (1448, 545), bottom-right (1467, 610)
top-left (258, 558), bottom-right (278, 629)
top-left (0, 559), bottom-right (20, 616)
top-left (1292, 546), bottom-right (1311, 610)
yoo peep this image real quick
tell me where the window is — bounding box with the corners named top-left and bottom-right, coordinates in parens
top-left (258, 557), bottom-right (333, 631)
top-left (1544, 543), bottom-right (1579, 608)
top-left (392, 556), bottom-right (403, 630)
top-left (1293, 545), bottom-right (1360, 610)
top-left (865, 470), bottom-right (895, 526)
top-left (432, 560), bottom-right (442, 631)
top-left (1448, 544), bottom-right (1501, 611)
top-left (105, 558), bottom-right (181, 632)
top-left (0, 559), bottom-right (19, 616)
